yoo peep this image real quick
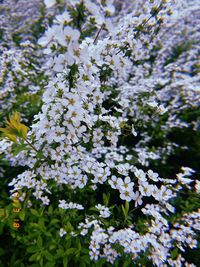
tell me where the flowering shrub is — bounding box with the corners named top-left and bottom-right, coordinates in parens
top-left (0, 0), bottom-right (200, 266)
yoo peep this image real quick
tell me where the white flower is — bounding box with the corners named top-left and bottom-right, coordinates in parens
top-left (151, 185), bottom-right (161, 201)
top-left (75, 175), bottom-right (88, 189)
top-left (147, 101), bottom-right (158, 108)
top-left (108, 175), bottom-right (118, 189)
top-left (41, 196), bottom-right (50, 205)
top-left (176, 173), bottom-right (193, 184)
top-left (195, 180), bottom-right (200, 193)
top-left (117, 176), bottom-right (134, 192)
top-left (44, 0), bottom-right (56, 8)
top-left (131, 125), bottom-right (137, 136)
top-left (181, 167), bottom-right (195, 176)
top-left (139, 182), bottom-right (153, 197)
top-left (54, 11), bottom-right (71, 25)
top-left (134, 169), bottom-right (147, 183)
top-left (95, 204), bottom-right (110, 218)
top-left (60, 228), bottom-right (66, 237)
top-left (157, 104), bottom-right (168, 115)
top-left (120, 189), bottom-right (134, 202)
top-left (132, 191), bottom-right (143, 207)
top-left (147, 170), bottom-right (159, 182)
top-left (80, 228), bottom-right (88, 236)
top-left (58, 200), bottom-right (67, 209)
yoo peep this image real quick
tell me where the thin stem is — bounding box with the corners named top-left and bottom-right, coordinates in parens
top-left (93, 23), bottom-right (105, 44)
top-left (24, 138), bottom-right (51, 164)
top-left (170, 187), bottom-right (199, 198)
top-left (24, 138), bottom-right (38, 154)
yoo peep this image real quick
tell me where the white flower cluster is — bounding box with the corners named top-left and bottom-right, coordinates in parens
top-left (1, 0), bottom-right (200, 266)
top-left (95, 204), bottom-right (110, 218)
top-left (58, 200), bottom-right (84, 210)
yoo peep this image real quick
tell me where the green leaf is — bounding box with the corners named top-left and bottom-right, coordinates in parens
top-left (30, 209), bottom-right (40, 217)
top-left (43, 250), bottom-right (53, 261)
top-left (121, 204), bottom-right (126, 217)
top-left (63, 257), bottom-right (68, 267)
top-left (27, 246), bottom-right (39, 253)
top-left (38, 217), bottom-right (45, 229)
top-left (36, 150), bottom-right (44, 159)
top-left (123, 261), bottom-right (131, 267)
top-left (0, 112), bottom-right (29, 141)
top-left (65, 239), bottom-right (71, 249)
top-left (39, 205), bottom-right (45, 216)
top-left (81, 255), bottom-right (90, 264)
top-left (19, 211), bottom-right (25, 221)
top-left (49, 244), bottom-right (56, 251)
top-left (12, 144), bottom-right (29, 156)
top-left (171, 247), bottom-right (178, 259)
top-left (22, 190), bottom-right (32, 211)
top-left (29, 222), bottom-right (40, 229)
top-left (48, 205), bottom-right (53, 214)
top-left (36, 253), bottom-right (42, 261)
top-left (125, 201), bottom-right (129, 214)
top-left (65, 248), bottom-right (77, 255)
top-left (56, 248), bottom-right (64, 257)
top-left (44, 263), bottom-right (55, 267)
top-left (29, 253), bottom-right (39, 262)
top-left (89, 207), bottom-right (98, 212)
top-left (12, 200), bottom-right (21, 209)
top-left (103, 192), bottom-right (110, 207)
top-left (37, 235), bottom-right (43, 248)
top-left (49, 219), bottom-right (60, 226)
top-left (44, 232), bottom-right (52, 238)
top-left (79, 262), bottom-right (86, 267)
top-left (81, 248), bottom-right (89, 255)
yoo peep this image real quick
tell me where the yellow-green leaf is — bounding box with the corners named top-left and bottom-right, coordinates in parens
top-left (0, 112), bottom-right (29, 141)
top-left (19, 211), bottom-right (25, 221)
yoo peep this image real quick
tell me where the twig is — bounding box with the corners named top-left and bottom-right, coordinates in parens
top-left (24, 138), bottom-right (51, 164)
top-left (93, 23), bottom-right (105, 44)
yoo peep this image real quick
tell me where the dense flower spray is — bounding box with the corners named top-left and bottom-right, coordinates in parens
top-left (0, 0), bottom-right (199, 266)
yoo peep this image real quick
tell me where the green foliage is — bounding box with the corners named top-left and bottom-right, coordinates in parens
top-left (69, 1), bottom-right (87, 31)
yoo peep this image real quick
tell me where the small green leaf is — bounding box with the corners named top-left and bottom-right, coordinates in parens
top-left (121, 204), bottom-right (126, 217)
top-left (123, 261), bottom-right (131, 267)
top-left (171, 247), bottom-right (178, 259)
top-left (37, 235), bottom-right (43, 248)
top-left (44, 263), bottom-right (55, 267)
top-left (49, 219), bottom-right (60, 226)
top-left (43, 250), bottom-right (53, 261)
top-left (82, 255), bottom-right (90, 264)
top-left (38, 217), bottom-right (45, 228)
top-left (39, 205), bottom-right (45, 216)
top-left (12, 200), bottom-right (21, 209)
top-left (12, 144), bottom-right (29, 156)
top-left (63, 257), bottom-right (68, 267)
top-left (103, 192), bottom-right (110, 207)
top-left (30, 209), bottom-right (40, 217)
top-left (125, 200), bottom-right (129, 214)
top-left (27, 246), bottom-right (39, 253)
top-left (65, 248), bottom-right (77, 255)
top-left (48, 205), bottom-right (53, 214)
top-left (65, 239), bottom-right (71, 249)
top-left (29, 253), bottom-right (39, 262)
top-left (29, 223), bottom-right (40, 229)
top-left (79, 262), bottom-right (86, 267)
top-left (19, 211), bottom-right (25, 221)
top-left (56, 248), bottom-right (64, 256)
top-left (49, 244), bottom-right (56, 251)
top-left (44, 232), bottom-right (52, 238)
